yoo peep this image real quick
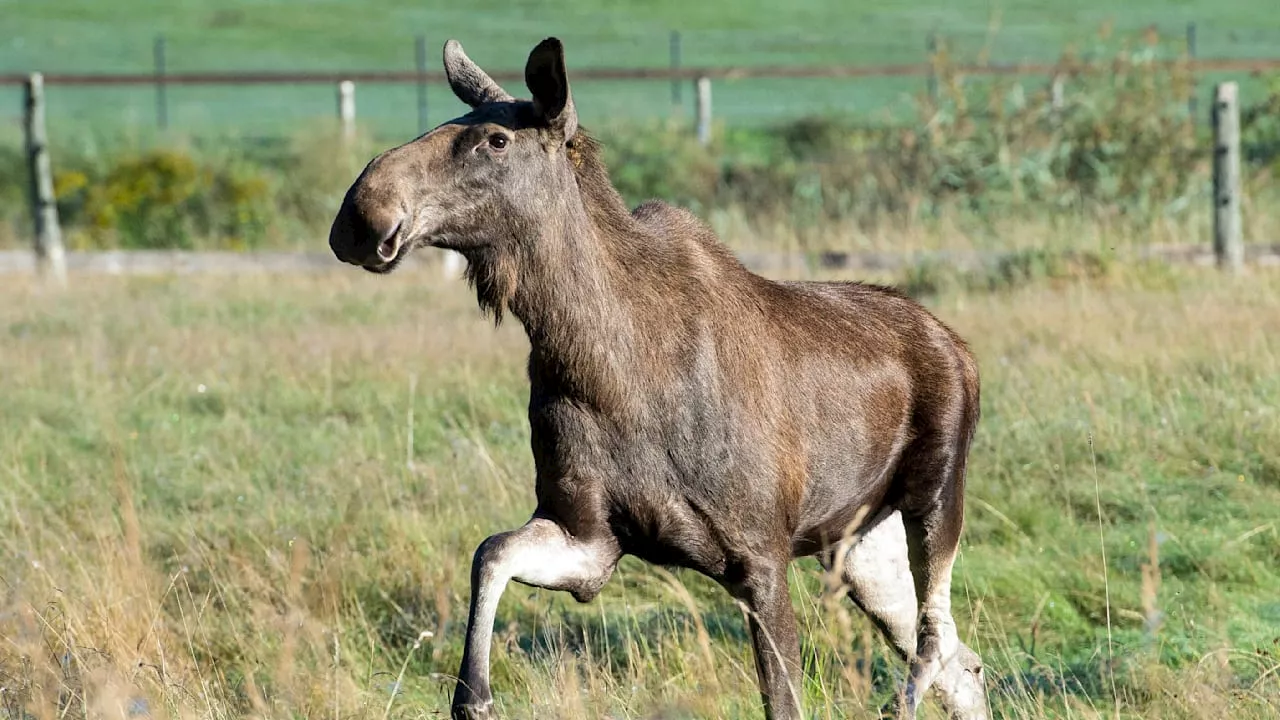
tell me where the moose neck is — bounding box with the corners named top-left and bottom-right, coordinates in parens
top-left (500, 163), bottom-right (654, 413)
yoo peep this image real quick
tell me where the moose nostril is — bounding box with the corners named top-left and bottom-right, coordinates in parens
top-left (376, 219), bottom-right (403, 262)
top-left (377, 236), bottom-right (398, 262)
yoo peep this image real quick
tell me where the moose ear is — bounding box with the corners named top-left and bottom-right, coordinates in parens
top-left (444, 39), bottom-right (514, 107)
top-left (524, 37), bottom-right (578, 141)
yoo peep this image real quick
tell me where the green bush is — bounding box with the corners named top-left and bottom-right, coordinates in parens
top-left (1243, 74), bottom-right (1280, 172)
top-left (597, 118), bottom-right (721, 212)
top-left (704, 33), bottom-right (1208, 226)
top-left (54, 147), bottom-right (275, 250)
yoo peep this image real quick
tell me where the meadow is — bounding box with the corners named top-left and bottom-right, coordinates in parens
top-left (2, 235), bottom-right (1279, 719)
top-left (2, 4), bottom-right (1280, 718)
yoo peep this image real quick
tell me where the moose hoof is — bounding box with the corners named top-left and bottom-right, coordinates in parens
top-left (450, 700), bottom-right (494, 720)
top-left (935, 645), bottom-right (988, 720)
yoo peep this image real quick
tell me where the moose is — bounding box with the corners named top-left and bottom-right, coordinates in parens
top-left (328, 36), bottom-right (988, 720)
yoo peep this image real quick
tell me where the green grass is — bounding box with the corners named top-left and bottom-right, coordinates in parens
top-left (2, 242), bottom-right (1279, 718)
top-left (3, 0), bottom-right (1280, 137)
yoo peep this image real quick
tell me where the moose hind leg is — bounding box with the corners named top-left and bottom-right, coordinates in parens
top-left (451, 517), bottom-right (619, 720)
top-left (826, 508), bottom-right (986, 719)
top-left (824, 508), bottom-right (918, 663)
top-left (900, 494), bottom-right (988, 720)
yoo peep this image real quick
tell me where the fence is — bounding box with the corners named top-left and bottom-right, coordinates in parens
top-left (8, 23), bottom-right (1279, 282)
top-left (6, 58), bottom-right (1280, 134)
top-left (5, 24), bottom-right (1280, 137)
top-left (13, 67), bottom-right (1257, 283)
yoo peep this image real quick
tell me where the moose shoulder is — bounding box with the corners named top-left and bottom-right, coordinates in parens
top-left (329, 36), bottom-right (989, 720)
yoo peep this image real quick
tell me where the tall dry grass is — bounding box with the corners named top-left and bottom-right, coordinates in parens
top-left (3, 222), bottom-right (1280, 719)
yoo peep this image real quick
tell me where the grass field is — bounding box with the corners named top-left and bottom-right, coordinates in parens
top-left (2, 7), bottom-right (1279, 716)
top-left (3, 0), bottom-right (1280, 137)
top-left (2, 237), bottom-right (1279, 718)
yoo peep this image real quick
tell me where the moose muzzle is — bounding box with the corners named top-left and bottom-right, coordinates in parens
top-left (328, 189), bottom-right (409, 273)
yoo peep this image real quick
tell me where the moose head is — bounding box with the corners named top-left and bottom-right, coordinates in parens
top-left (328, 37), bottom-right (581, 275)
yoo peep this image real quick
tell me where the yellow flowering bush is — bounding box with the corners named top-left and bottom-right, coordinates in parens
top-left (55, 148), bottom-right (275, 250)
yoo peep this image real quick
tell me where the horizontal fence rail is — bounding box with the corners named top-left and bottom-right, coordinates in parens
top-left (4, 57), bottom-right (1280, 87)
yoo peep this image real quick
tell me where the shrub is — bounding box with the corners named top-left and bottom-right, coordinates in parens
top-left (1243, 74), bottom-right (1280, 172)
top-left (597, 119), bottom-right (721, 212)
top-left (55, 147), bottom-right (275, 250)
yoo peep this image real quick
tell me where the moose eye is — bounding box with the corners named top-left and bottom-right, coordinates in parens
top-left (487, 134), bottom-right (509, 150)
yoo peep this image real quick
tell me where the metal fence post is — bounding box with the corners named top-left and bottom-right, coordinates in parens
top-left (1212, 81), bottom-right (1243, 274)
top-left (670, 30), bottom-right (683, 108)
top-left (154, 35), bottom-right (168, 130)
top-left (23, 73), bottom-right (66, 286)
top-left (1186, 22), bottom-right (1199, 122)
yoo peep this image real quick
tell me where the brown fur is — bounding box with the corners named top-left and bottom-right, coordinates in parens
top-left (328, 37), bottom-right (988, 720)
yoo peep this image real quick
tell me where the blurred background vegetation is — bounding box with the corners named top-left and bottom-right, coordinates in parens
top-left (1, 8), bottom-right (1278, 254)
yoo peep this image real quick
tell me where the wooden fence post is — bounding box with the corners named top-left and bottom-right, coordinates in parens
top-left (338, 80), bottom-right (356, 142)
top-left (1212, 81), bottom-right (1243, 274)
top-left (154, 35), bottom-right (168, 130)
top-left (695, 76), bottom-right (712, 146)
top-left (415, 35), bottom-right (429, 134)
top-left (23, 73), bottom-right (66, 286)
top-left (1050, 74), bottom-right (1065, 120)
top-left (441, 250), bottom-right (464, 280)
top-left (670, 31), bottom-right (683, 108)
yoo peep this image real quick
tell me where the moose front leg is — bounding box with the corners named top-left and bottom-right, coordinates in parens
top-left (451, 516), bottom-right (620, 720)
top-left (733, 560), bottom-right (805, 720)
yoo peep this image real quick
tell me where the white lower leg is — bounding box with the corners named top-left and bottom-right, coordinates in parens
top-left (906, 561), bottom-right (960, 712)
top-left (453, 518), bottom-right (617, 716)
top-left (836, 510), bottom-right (919, 660)
top-left (901, 548), bottom-right (988, 720)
